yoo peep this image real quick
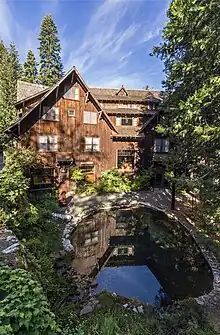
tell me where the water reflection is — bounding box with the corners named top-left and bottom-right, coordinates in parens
top-left (71, 207), bottom-right (213, 305)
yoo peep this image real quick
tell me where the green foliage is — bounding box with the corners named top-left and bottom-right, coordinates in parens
top-left (152, 0), bottom-right (220, 217)
top-left (0, 41), bottom-right (18, 146)
top-left (22, 50), bottom-right (38, 83)
top-left (0, 147), bottom-right (39, 229)
top-left (71, 168), bottom-right (86, 183)
top-left (38, 14), bottom-right (63, 86)
top-left (98, 169), bottom-right (131, 193)
top-left (0, 266), bottom-right (58, 335)
top-left (76, 183), bottom-right (97, 196)
top-left (131, 169), bottom-right (152, 191)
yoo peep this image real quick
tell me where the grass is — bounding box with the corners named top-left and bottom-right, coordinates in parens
top-left (60, 293), bottom-right (217, 335)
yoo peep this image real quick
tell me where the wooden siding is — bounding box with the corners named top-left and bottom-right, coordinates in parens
top-left (22, 83), bottom-right (115, 179)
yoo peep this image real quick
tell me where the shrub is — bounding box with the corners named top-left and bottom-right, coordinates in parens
top-left (97, 169), bottom-right (131, 193)
top-left (76, 183), bottom-right (97, 196)
top-left (71, 168), bottom-right (86, 183)
top-left (0, 267), bottom-right (58, 335)
top-left (131, 169), bottom-right (152, 191)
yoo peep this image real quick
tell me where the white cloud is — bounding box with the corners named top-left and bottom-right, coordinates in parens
top-left (0, 0), bottom-right (13, 42)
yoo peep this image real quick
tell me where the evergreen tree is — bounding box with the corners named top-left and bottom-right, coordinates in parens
top-left (38, 14), bottom-right (63, 86)
top-left (8, 42), bottom-right (23, 80)
top-left (23, 50), bottom-right (38, 83)
top-left (153, 0), bottom-right (220, 217)
top-left (0, 41), bottom-right (18, 148)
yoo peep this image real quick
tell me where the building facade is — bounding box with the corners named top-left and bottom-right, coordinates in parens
top-left (6, 67), bottom-right (168, 188)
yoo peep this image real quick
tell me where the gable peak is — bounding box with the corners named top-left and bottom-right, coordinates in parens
top-left (116, 85), bottom-right (128, 96)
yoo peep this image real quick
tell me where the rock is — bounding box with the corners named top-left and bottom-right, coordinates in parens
top-left (123, 304), bottom-right (128, 308)
top-left (133, 307), bottom-right (138, 313)
top-left (137, 305), bottom-right (144, 313)
top-left (80, 304), bottom-right (95, 316)
top-left (91, 281), bottom-right (98, 289)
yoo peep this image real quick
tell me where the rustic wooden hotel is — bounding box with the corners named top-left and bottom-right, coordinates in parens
top-left (6, 67), bottom-right (168, 188)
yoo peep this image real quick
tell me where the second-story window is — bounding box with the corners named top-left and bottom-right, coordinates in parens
top-left (85, 137), bottom-right (100, 152)
top-left (153, 139), bottom-right (169, 153)
top-left (42, 107), bottom-right (59, 121)
top-left (121, 117), bottom-right (133, 126)
top-left (83, 111), bottom-right (97, 124)
top-left (64, 86), bottom-right (79, 100)
top-left (38, 135), bottom-right (58, 152)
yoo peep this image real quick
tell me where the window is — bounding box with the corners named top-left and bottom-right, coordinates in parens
top-left (30, 168), bottom-right (54, 189)
top-left (0, 151), bottom-right (4, 170)
top-left (42, 107), bottom-right (59, 121)
top-left (117, 247), bottom-right (129, 256)
top-left (80, 163), bottom-right (94, 174)
top-left (68, 109), bottom-right (75, 117)
top-left (85, 137), bottom-right (100, 152)
top-left (117, 149), bottom-right (135, 170)
top-left (84, 231), bottom-right (98, 246)
top-left (121, 117), bottom-right (133, 126)
top-left (153, 139), bottom-right (169, 153)
top-left (38, 135), bottom-right (58, 152)
top-left (64, 86), bottom-right (79, 100)
top-left (83, 111), bottom-right (97, 124)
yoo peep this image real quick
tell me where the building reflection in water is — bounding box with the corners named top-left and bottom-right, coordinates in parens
top-left (71, 207), bottom-right (213, 305)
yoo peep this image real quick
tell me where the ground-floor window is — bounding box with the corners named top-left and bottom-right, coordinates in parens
top-left (80, 162), bottom-right (95, 183)
top-left (30, 168), bottom-right (54, 189)
top-left (117, 149), bottom-right (135, 170)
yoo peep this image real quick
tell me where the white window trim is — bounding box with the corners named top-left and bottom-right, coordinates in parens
top-left (67, 108), bottom-right (75, 117)
top-left (83, 111), bottom-right (97, 124)
top-left (38, 135), bottom-right (58, 152)
top-left (84, 137), bottom-right (100, 152)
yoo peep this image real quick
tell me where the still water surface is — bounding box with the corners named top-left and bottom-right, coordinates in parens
top-left (72, 207), bottom-right (213, 305)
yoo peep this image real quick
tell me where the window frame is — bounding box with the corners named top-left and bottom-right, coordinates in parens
top-left (83, 111), bottom-right (97, 124)
top-left (38, 135), bottom-right (58, 152)
top-left (153, 138), bottom-right (169, 153)
top-left (42, 107), bottom-right (59, 121)
top-left (117, 149), bottom-right (135, 170)
top-left (67, 108), bottom-right (75, 117)
top-left (121, 117), bottom-right (133, 126)
top-left (64, 85), bottom-right (80, 100)
top-left (84, 137), bottom-right (100, 152)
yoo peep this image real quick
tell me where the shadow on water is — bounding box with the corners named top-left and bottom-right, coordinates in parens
top-left (71, 207), bottom-right (213, 306)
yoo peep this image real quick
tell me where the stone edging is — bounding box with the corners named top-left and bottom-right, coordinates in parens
top-left (62, 194), bottom-right (220, 307)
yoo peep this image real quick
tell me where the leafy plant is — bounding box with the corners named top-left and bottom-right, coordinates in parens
top-left (0, 267), bottom-right (58, 335)
top-left (131, 169), bottom-right (152, 191)
top-left (71, 168), bottom-right (86, 183)
top-left (97, 169), bottom-right (131, 193)
top-left (76, 183), bottom-right (97, 196)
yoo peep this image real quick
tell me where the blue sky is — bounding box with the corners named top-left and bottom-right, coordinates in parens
top-left (0, 0), bottom-right (170, 89)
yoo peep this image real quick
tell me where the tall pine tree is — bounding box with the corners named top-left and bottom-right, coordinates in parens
top-left (38, 14), bottom-right (63, 86)
top-left (23, 50), bottom-right (38, 83)
top-left (0, 41), bottom-right (18, 147)
top-left (153, 0), bottom-right (220, 217)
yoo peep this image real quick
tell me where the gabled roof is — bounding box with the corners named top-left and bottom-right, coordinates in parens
top-left (17, 80), bottom-right (48, 102)
top-left (6, 67), bottom-right (118, 137)
top-left (90, 87), bottom-right (162, 102)
top-left (116, 86), bottom-right (128, 96)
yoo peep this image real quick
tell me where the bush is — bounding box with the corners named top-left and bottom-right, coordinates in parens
top-left (71, 168), bottom-right (86, 183)
top-left (0, 267), bottom-right (58, 335)
top-left (76, 183), bottom-right (97, 196)
top-left (97, 169), bottom-right (131, 193)
top-left (131, 169), bottom-right (152, 191)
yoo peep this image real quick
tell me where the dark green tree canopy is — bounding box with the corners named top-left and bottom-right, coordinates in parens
top-left (23, 50), bottom-right (38, 83)
top-left (153, 0), bottom-right (220, 216)
top-left (0, 41), bottom-right (19, 148)
top-left (38, 14), bottom-right (63, 86)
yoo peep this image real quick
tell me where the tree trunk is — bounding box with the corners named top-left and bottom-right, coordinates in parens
top-left (171, 181), bottom-right (175, 210)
